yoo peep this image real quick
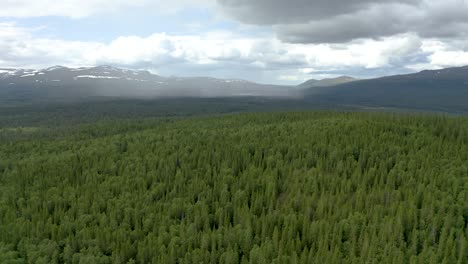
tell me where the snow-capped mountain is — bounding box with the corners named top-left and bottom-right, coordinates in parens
top-left (0, 65), bottom-right (297, 103)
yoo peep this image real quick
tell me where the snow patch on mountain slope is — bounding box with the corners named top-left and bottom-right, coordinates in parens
top-left (21, 73), bottom-right (36, 77)
top-left (46, 66), bottom-right (67, 71)
top-left (74, 75), bottom-right (121, 79)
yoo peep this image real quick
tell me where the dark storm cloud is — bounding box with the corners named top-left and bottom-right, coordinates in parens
top-left (217, 0), bottom-right (416, 24)
top-left (217, 0), bottom-right (468, 43)
top-left (274, 4), bottom-right (407, 43)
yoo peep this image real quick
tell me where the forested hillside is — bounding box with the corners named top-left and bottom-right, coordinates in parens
top-left (302, 65), bottom-right (468, 114)
top-left (0, 112), bottom-right (467, 263)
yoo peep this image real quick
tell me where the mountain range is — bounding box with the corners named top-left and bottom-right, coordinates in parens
top-left (0, 65), bottom-right (298, 104)
top-left (303, 65), bottom-right (468, 113)
top-left (1, 65), bottom-right (468, 113)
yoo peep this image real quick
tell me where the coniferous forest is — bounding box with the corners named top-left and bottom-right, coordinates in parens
top-left (0, 112), bottom-right (467, 263)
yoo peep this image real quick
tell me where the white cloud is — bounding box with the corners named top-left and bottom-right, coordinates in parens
top-left (0, 0), bottom-right (214, 18)
top-left (0, 22), bottom-right (467, 84)
top-left (404, 39), bottom-right (468, 70)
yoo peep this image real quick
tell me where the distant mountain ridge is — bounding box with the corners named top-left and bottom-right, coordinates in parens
top-left (303, 65), bottom-right (468, 113)
top-left (1, 64), bottom-right (468, 113)
top-left (0, 65), bottom-right (298, 103)
top-left (297, 76), bottom-right (358, 89)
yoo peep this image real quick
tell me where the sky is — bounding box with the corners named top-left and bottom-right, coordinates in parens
top-left (1, 0), bottom-right (468, 85)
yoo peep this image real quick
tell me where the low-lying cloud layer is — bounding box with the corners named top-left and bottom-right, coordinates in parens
top-left (1, 0), bottom-right (468, 83)
top-left (1, 21), bottom-right (468, 83)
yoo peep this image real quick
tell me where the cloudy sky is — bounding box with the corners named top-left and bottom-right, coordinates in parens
top-left (1, 0), bottom-right (468, 84)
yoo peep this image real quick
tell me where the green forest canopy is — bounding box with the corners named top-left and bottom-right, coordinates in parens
top-left (0, 112), bottom-right (467, 263)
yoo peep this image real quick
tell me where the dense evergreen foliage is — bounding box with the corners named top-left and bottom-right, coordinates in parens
top-left (0, 112), bottom-right (467, 263)
top-left (0, 98), bottom-right (315, 128)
